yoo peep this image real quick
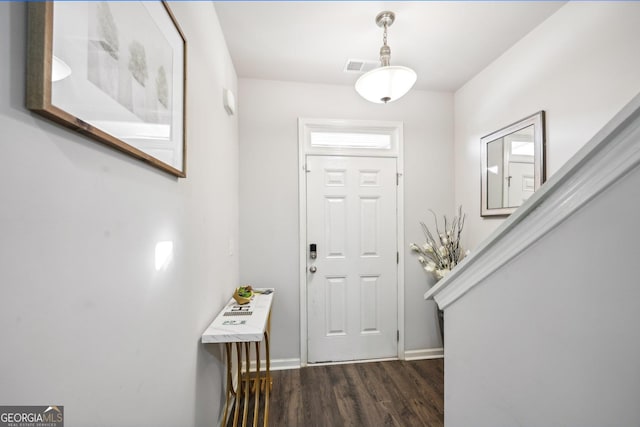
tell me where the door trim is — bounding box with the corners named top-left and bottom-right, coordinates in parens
top-left (298, 118), bottom-right (405, 366)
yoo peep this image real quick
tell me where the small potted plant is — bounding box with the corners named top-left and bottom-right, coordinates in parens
top-left (233, 285), bottom-right (254, 305)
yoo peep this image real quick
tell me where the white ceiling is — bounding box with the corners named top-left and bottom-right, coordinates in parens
top-left (215, 1), bottom-right (566, 92)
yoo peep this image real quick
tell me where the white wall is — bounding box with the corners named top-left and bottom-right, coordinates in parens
top-left (238, 78), bottom-right (454, 359)
top-left (0, 3), bottom-right (237, 426)
top-left (445, 141), bottom-right (640, 426)
top-left (454, 2), bottom-right (640, 250)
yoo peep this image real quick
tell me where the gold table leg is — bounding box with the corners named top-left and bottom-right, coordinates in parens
top-left (241, 342), bottom-right (251, 427)
top-left (220, 310), bottom-right (272, 427)
top-left (222, 343), bottom-right (233, 427)
top-left (263, 327), bottom-right (270, 427)
top-left (253, 341), bottom-right (261, 427)
top-left (232, 342), bottom-right (242, 427)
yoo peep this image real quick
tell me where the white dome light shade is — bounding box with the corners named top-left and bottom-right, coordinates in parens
top-left (355, 65), bottom-right (417, 104)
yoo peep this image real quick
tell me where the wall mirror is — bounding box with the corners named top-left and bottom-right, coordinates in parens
top-left (481, 111), bottom-right (546, 216)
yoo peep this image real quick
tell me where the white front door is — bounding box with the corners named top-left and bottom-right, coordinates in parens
top-left (506, 162), bottom-right (535, 207)
top-left (306, 155), bottom-right (398, 363)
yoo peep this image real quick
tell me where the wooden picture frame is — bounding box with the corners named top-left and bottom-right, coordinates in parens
top-left (27, 2), bottom-right (187, 177)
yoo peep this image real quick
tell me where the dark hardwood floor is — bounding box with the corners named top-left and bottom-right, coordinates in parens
top-left (268, 359), bottom-right (444, 427)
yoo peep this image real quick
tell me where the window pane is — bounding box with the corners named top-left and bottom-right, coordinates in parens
top-left (310, 132), bottom-right (391, 149)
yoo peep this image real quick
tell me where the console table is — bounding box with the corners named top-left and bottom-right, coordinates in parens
top-left (202, 289), bottom-right (274, 427)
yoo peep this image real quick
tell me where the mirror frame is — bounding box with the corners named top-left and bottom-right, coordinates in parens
top-left (480, 111), bottom-right (546, 217)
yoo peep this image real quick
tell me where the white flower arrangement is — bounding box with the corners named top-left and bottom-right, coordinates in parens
top-left (410, 206), bottom-right (467, 280)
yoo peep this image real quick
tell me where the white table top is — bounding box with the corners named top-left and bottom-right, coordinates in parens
top-left (201, 289), bottom-right (274, 343)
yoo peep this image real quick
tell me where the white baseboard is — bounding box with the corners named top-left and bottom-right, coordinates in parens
top-left (249, 357), bottom-right (301, 371)
top-left (270, 358), bottom-right (301, 371)
top-left (404, 348), bottom-right (444, 361)
top-left (249, 352), bottom-right (444, 371)
top-left (307, 357), bottom-right (398, 367)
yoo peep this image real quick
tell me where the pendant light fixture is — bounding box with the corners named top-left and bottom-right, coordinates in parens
top-left (355, 11), bottom-right (417, 104)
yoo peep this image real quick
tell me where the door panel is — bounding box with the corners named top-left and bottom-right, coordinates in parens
top-left (507, 162), bottom-right (535, 207)
top-left (360, 275), bottom-right (380, 333)
top-left (306, 155), bottom-right (397, 363)
top-left (325, 197), bottom-right (346, 257)
top-left (360, 197), bottom-right (380, 256)
top-left (326, 277), bottom-right (347, 335)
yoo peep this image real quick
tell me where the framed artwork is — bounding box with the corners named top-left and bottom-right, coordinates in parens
top-left (27, 2), bottom-right (187, 177)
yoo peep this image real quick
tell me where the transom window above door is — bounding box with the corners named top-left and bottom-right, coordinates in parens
top-left (299, 119), bottom-right (401, 157)
top-left (310, 132), bottom-right (391, 150)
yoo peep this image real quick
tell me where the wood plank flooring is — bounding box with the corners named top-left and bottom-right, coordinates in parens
top-left (268, 359), bottom-right (444, 427)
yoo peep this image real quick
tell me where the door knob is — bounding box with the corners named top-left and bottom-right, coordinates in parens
top-left (309, 265), bottom-right (317, 273)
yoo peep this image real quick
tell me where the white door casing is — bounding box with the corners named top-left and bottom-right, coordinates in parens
top-left (306, 156), bottom-right (398, 363)
top-left (298, 118), bottom-right (405, 366)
